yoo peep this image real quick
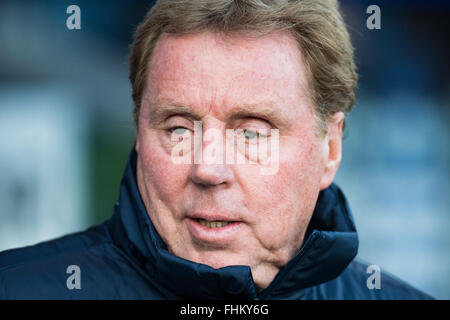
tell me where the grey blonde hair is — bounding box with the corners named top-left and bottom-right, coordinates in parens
top-left (129, 0), bottom-right (357, 134)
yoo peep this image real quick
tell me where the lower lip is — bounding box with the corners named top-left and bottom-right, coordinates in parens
top-left (186, 218), bottom-right (243, 244)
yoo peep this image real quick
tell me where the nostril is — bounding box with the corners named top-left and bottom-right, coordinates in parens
top-left (189, 163), bottom-right (234, 187)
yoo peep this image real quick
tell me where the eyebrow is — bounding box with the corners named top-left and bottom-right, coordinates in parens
top-left (147, 98), bottom-right (290, 128)
top-left (226, 103), bottom-right (290, 128)
top-left (147, 100), bottom-right (203, 125)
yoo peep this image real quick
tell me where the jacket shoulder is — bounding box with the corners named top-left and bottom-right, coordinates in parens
top-left (0, 222), bottom-right (165, 299)
top-left (310, 259), bottom-right (434, 300)
top-left (0, 223), bottom-right (111, 271)
top-left (0, 223), bottom-right (115, 299)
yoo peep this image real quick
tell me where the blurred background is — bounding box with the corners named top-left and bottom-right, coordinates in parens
top-left (0, 0), bottom-right (448, 299)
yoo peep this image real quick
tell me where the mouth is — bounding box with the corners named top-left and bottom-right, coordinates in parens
top-left (186, 215), bottom-right (243, 244)
top-left (195, 219), bottom-right (233, 228)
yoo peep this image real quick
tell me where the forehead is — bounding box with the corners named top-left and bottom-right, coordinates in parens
top-left (144, 30), bottom-right (312, 120)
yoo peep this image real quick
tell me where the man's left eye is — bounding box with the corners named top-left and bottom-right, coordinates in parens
top-left (243, 129), bottom-right (259, 140)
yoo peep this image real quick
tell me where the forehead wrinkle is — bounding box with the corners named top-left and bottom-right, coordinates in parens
top-left (144, 31), bottom-right (312, 129)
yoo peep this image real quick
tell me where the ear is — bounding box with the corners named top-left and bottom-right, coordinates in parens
top-left (319, 112), bottom-right (344, 190)
top-left (135, 118), bottom-right (141, 153)
top-left (135, 135), bottom-right (140, 153)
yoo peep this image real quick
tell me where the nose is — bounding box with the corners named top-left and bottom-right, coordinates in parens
top-left (189, 128), bottom-right (235, 187)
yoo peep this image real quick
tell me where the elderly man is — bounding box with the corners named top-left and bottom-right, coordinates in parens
top-left (0, 0), bottom-right (432, 299)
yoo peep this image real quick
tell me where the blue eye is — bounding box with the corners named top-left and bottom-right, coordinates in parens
top-left (170, 127), bottom-right (189, 135)
top-left (243, 129), bottom-right (259, 140)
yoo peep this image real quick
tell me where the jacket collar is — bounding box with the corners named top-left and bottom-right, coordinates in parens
top-left (108, 147), bottom-right (359, 299)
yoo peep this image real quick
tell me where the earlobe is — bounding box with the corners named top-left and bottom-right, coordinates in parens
top-left (135, 136), bottom-right (140, 153)
top-left (319, 112), bottom-right (344, 190)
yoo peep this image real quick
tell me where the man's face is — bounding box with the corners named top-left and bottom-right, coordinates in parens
top-left (136, 31), bottom-right (341, 289)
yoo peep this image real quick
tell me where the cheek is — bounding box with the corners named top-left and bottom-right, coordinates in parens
top-left (283, 132), bottom-right (326, 184)
top-left (138, 132), bottom-right (190, 202)
top-left (278, 137), bottom-right (325, 212)
top-left (240, 138), bottom-right (325, 247)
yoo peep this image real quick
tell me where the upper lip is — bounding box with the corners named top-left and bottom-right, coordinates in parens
top-left (187, 212), bottom-right (240, 222)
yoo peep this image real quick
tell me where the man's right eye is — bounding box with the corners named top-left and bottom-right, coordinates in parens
top-left (169, 127), bottom-right (189, 135)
